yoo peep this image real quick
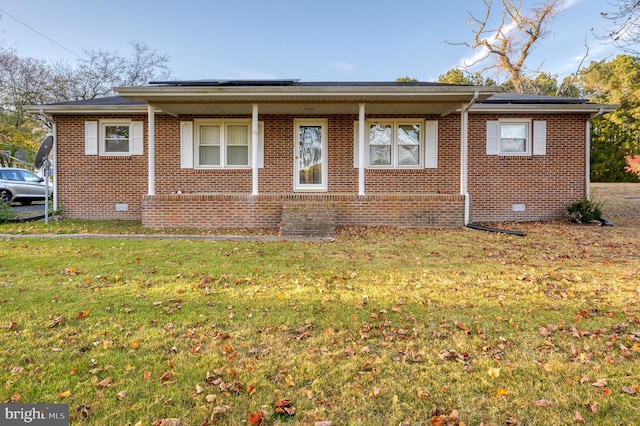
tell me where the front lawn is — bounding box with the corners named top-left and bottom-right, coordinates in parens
top-left (1, 221), bottom-right (639, 425)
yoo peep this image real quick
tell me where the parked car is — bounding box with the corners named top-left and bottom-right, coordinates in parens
top-left (0, 167), bottom-right (52, 205)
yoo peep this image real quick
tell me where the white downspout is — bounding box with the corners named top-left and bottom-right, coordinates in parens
top-left (358, 103), bottom-right (366, 196)
top-left (252, 104), bottom-right (259, 196)
top-left (587, 107), bottom-right (605, 200)
top-left (147, 105), bottom-right (155, 195)
top-left (461, 91), bottom-right (479, 225)
top-left (52, 121), bottom-right (58, 211)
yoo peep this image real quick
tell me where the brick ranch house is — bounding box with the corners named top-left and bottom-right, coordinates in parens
top-left (27, 80), bottom-right (616, 233)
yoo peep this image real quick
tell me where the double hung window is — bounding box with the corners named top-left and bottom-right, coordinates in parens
top-left (195, 120), bottom-right (250, 168)
top-left (367, 121), bottom-right (422, 168)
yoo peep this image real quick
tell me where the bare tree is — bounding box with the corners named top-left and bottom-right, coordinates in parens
top-left (52, 41), bottom-right (172, 101)
top-left (601, 0), bottom-right (640, 53)
top-left (450, 0), bottom-right (561, 93)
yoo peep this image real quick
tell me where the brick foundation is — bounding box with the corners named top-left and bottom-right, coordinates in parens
top-left (141, 193), bottom-right (465, 231)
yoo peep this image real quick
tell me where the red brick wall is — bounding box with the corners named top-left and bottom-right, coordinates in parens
top-left (52, 111), bottom-right (589, 228)
top-left (53, 115), bottom-right (148, 220)
top-left (468, 113), bottom-right (588, 222)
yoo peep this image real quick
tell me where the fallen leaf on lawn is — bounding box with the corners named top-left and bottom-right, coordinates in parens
top-left (621, 386), bottom-right (637, 395)
top-left (602, 388), bottom-right (612, 396)
top-left (143, 370), bottom-right (152, 380)
top-left (10, 367), bottom-right (24, 375)
top-left (205, 394), bottom-right (217, 403)
top-left (417, 389), bottom-right (430, 399)
top-left (488, 367), bottom-right (500, 378)
top-left (116, 390), bottom-right (127, 400)
top-left (96, 377), bottom-right (112, 387)
top-left (538, 326), bottom-right (551, 336)
top-left (49, 315), bottom-right (64, 328)
top-left (247, 384), bottom-right (256, 396)
top-left (211, 405), bottom-right (231, 415)
top-left (285, 374), bottom-right (295, 387)
top-left (496, 388), bottom-right (509, 396)
top-left (585, 401), bottom-right (598, 414)
top-left (89, 368), bottom-right (102, 375)
top-left (152, 419), bottom-right (182, 426)
top-left (592, 379), bottom-right (607, 387)
top-left (159, 370), bottom-right (175, 381)
top-left (248, 409), bottom-right (267, 425)
top-left (315, 422), bottom-right (333, 426)
top-left (76, 310), bottom-right (90, 319)
top-left (575, 411), bottom-right (585, 424)
top-left (131, 341), bottom-right (139, 349)
top-left (0, 321), bottom-right (17, 331)
top-left (275, 398), bottom-right (296, 416)
top-left (56, 390), bottom-right (71, 399)
top-left (532, 399), bottom-right (550, 407)
top-left (371, 387), bottom-right (382, 398)
top-left (195, 384), bottom-right (204, 394)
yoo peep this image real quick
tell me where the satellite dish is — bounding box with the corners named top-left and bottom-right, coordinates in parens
top-left (34, 136), bottom-right (54, 169)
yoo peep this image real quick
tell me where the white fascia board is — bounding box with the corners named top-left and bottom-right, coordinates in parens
top-left (470, 103), bottom-right (619, 114)
top-left (24, 105), bottom-right (150, 115)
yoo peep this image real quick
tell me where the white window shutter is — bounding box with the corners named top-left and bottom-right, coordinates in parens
top-left (258, 121), bottom-right (264, 168)
top-left (180, 121), bottom-right (193, 168)
top-left (85, 121), bottom-right (98, 155)
top-left (425, 120), bottom-right (438, 168)
top-left (131, 121), bottom-right (144, 155)
top-left (486, 121), bottom-right (499, 155)
top-left (353, 121), bottom-right (359, 168)
top-left (533, 120), bottom-right (547, 155)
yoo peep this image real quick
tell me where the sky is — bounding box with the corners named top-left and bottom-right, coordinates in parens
top-left (0, 0), bottom-right (622, 83)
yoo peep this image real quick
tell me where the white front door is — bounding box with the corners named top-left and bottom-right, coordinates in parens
top-left (294, 119), bottom-right (327, 192)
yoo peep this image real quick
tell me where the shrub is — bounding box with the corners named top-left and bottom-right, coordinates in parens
top-left (0, 201), bottom-right (17, 223)
top-left (567, 197), bottom-right (603, 224)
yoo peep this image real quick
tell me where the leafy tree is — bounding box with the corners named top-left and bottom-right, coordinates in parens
top-left (395, 76), bottom-right (418, 82)
top-left (437, 68), bottom-right (497, 86)
top-left (625, 154), bottom-right (640, 177)
top-left (449, 0), bottom-right (561, 93)
top-left (577, 55), bottom-right (640, 181)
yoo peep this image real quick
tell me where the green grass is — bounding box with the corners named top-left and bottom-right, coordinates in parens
top-left (1, 221), bottom-right (639, 425)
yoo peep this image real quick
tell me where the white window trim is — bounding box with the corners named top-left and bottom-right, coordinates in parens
top-left (99, 120), bottom-right (134, 156)
top-left (497, 119), bottom-right (532, 156)
top-left (194, 119), bottom-right (252, 169)
top-left (365, 119), bottom-right (424, 169)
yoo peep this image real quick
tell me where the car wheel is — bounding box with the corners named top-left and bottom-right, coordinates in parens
top-left (0, 190), bottom-right (12, 204)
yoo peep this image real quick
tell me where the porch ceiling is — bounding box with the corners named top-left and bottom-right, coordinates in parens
top-left (147, 101), bottom-right (471, 116)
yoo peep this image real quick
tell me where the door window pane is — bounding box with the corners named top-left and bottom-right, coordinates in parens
top-left (299, 125), bottom-right (323, 185)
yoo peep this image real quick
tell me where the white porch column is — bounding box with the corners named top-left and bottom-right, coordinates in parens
top-left (147, 105), bottom-right (155, 195)
top-left (358, 103), bottom-right (366, 196)
top-left (252, 104), bottom-right (259, 196)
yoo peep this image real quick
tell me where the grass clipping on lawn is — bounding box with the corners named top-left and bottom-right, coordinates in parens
top-left (1, 222), bottom-right (639, 425)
